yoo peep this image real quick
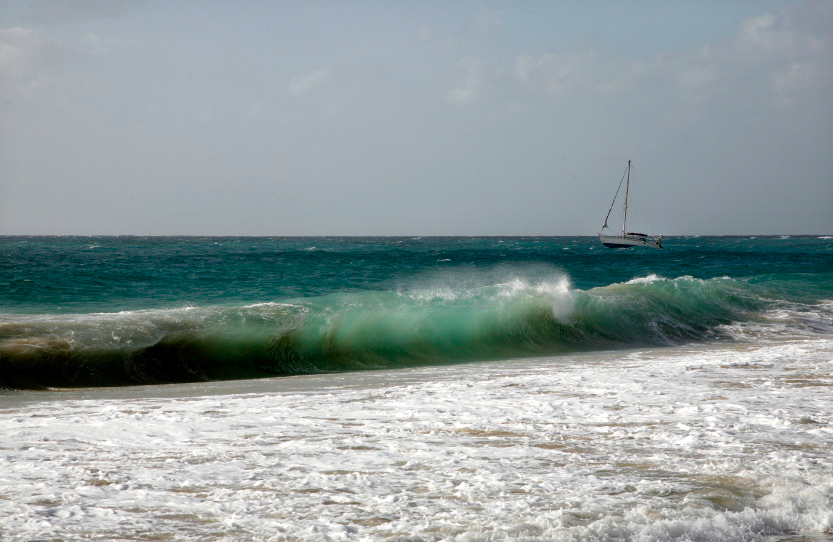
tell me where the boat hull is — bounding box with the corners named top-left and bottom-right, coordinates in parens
top-left (599, 234), bottom-right (663, 249)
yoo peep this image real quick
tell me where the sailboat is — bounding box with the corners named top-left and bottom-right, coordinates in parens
top-left (599, 160), bottom-right (663, 249)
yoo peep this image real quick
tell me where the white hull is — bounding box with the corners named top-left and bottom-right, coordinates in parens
top-left (599, 234), bottom-right (663, 249)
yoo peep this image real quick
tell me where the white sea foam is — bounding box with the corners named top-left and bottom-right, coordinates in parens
top-left (536, 275), bottom-right (575, 321)
top-left (1, 337), bottom-right (831, 540)
top-left (625, 273), bottom-right (664, 284)
top-left (720, 299), bottom-right (833, 340)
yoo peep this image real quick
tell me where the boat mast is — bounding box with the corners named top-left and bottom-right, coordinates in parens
top-left (621, 160), bottom-right (631, 236)
top-left (602, 162), bottom-right (628, 234)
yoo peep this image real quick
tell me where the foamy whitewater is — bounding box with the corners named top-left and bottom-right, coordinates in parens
top-left (1, 236), bottom-right (831, 541)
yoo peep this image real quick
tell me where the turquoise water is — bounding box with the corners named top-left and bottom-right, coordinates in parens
top-left (2, 236), bottom-right (831, 388)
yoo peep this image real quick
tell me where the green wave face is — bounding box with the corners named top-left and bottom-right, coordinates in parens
top-left (1, 273), bottom-right (829, 389)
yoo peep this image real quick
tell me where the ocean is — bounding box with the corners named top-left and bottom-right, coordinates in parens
top-left (1, 235), bottom-right (831, 541)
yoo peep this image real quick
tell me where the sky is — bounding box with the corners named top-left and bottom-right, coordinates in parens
top-left (1, 0), bottom-right (831, 236)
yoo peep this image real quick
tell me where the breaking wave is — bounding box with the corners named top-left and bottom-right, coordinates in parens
top-left (1, 274), bottom-right (830, 389)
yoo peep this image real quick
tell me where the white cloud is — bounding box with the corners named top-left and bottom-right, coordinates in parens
top-left (22, 0), bottom-right (144, 24)
top-left (734, 12), bottom-right (824, 60)
top-left (468, 7), bottom-right (501, 39)
top-left (513, 53), bottom-right (549, 84)
top-left (288, 67), bottom-right (333, 96)
top-left (0, 27), bottom-right (44, 79)
top-left (771, 60), bottom-right (819, 99)
top-left (505, 2), bottom-right (832, 112)
top-left (729, 7), bottom-right (832, 106)
top-left (84, 33), bottom-right (129, 56)
top-left (0, 27), bottom-right (71, 99)
top-left (447, 58), bottom-right (483, 105)
top-left (650, 4), bottom-right (833, 110)
top-left (0, 26), bottom-right (133, 102)
top-left (676, 64), bottom-right (716, 90)
top-left (513, 51), bottom-right (603, 95)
